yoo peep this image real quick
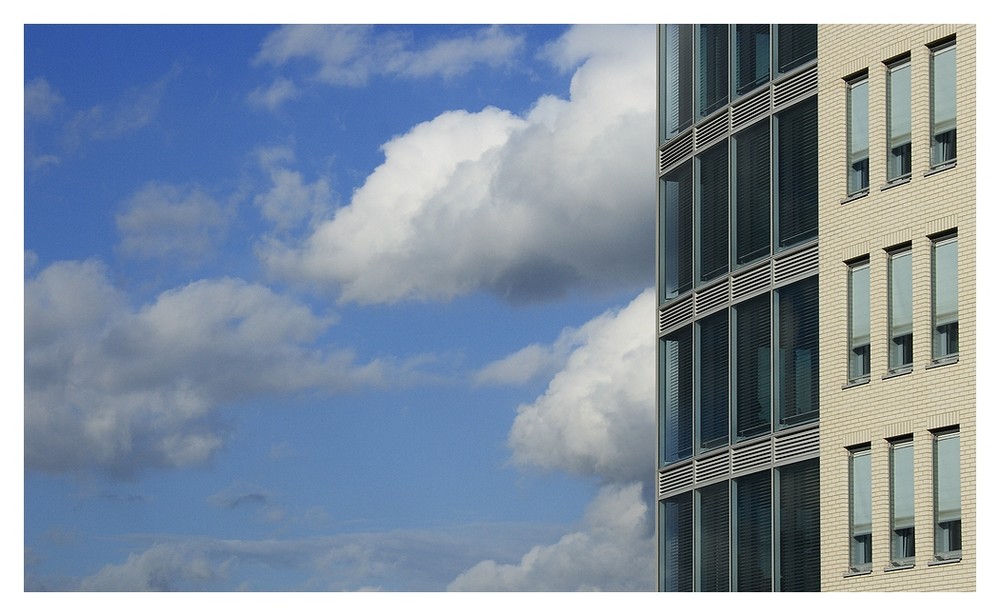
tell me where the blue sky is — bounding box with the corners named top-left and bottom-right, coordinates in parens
top-left (23, 23), bottom-right (659, 591)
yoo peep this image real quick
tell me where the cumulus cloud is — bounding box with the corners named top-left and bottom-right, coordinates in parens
top-left (24, 260), bottom-right (384, 476)
top-left (259, 25), bottom-right (655, 304)
top-left (247, 77), bottom-right (300, 110)
top-left (253, 147), bottom-right (336, 233)
top-left (253, 25), bottom-right (523, 86)
top-left (116, 182), bottom-right (230, 263)
top-left (25, 77), bottom-right (63, 120)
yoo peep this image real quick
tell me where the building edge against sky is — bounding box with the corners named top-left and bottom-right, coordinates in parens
top-left (654, 24), bottom-right (974, 591)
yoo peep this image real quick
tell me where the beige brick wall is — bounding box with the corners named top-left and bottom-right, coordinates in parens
top-left (817, 24), bottom-right (975, 591)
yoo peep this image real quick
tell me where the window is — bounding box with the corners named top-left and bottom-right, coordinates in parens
top-left (849, 447), bottom-right (872, 570)
top-left (697, 310), bottom-right (728, 453)
top-left (660, 492), bottom-right (693, 591)
top-left (660, 326), bottom-right (693, 465)
top-left (697, 25), bottom-right (729, 119)
top-left (733, 119), bottom-right (770, 266)
top-left (697, 141), bottom-right (729, 283)
top-left (660, 162), bottom-right (693, 301)
top-left (776, 276), bottom-right (819, 428)
top-left (735, 24), bottom-right (770, 97)
top-left (776, 459), bottom-right (820, 591)
top-left (697, 482), bottom-right (729, 591)
top-left (888, 248), bottom-right (913, 370)
top-left (847, 74), bottom-right (869, 195)
top-left (931, 41), bottom-right (957, 166)
top-left (934, 430), bottom-right (961, 558)
top-left (890, 439), bottom-right (915, 565)
top-left (775, 25), bottom-right (816, 75)
top-left (932, 234), bottom-right (958, 358)
top-left (734, 293), bottom-right (771, 441)
top-left (659, 24), bottom-right (694, 142)
top-left (776, 96), bottom-right (818, 249)
top-left (887, 57), bottom-right (911, 181)
top-left (735, 471), bottom-right (771, 591)
top-left (848, 260), bottom-right (871, 381)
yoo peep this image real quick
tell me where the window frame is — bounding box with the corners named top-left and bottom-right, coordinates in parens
top-left (848, 446), bottom-right (872, 572)
top-left (930, 39), bottom-right (957, 168)
top-left (886, 55), bottom-right (912, 183)
top-left (932, 429), bottom-right (962, 561)
top-left (887, 246), bottom-right (913, 373)
top-left (889, 438), bottom-right (915, 567)
top-left (846, 72), bottom-right (870, 196)
top-left (931, 232), bottom-right (959, 361)
top-left (847, 258), bottom-right (871, 383)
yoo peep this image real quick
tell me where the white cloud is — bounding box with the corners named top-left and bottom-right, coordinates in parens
top-left (24, 77), bottom-right (63, 119)
top-left (254, 150), bottom-right (336, 233)
top-left (116, 182), bottom-right (230, 262)
top-left (247, 77), bottom-right (299, 110)
top-left (260, 25), bottom-right (655, 304)
top-left (24, 260), bottom-right (384, 476)
top-left (253, 25), bottom-right (524, 86)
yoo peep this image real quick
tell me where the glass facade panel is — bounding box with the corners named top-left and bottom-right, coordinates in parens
top-left (734, 294), bottom-right (770, 441)
top-left (776, 459), bottom-right (820, 591)
top-left (698, 142), bottom-right (729, 283)
top-left (775, 25), bottom-right (816, 74)
top-left (850, 448), bottom-right (872, 569)
top-left (697, 481), bottom-right (729, 592)
top-left (931, 43), bottom-right (957, 166)
top-left (776, 276), bottom-right (819, 428)
top-left (735, 24), bottom-right (770, 97)
top-left (697, 25), bottom-right (729, 119)
top-left (734, 119), bottom-right (770, 266)
top-left (698, 310), bottom-right (729, 452)
top-left (660, 492), bottom-right (693, 591)
top-left (659, 24), bottom-right (694, 142)
top-left (776, 97), bottom-right (818, 249)
top-left (849, 261), bottom-right (870, 381)
top-left (891, 440), bottom-right (915, 563)
top-left (848, 76), bottom-right (869, 194)
top-left (659, 162), bottom-right (693, 301)
top-left (735, 471), bottom-right (771, 591)
top-left (888, 249), bottom-right (913, 369)
top-left (932, 236), bottom-right (958, 358)
top-left (934, 431), bottom-right (961, 556)
top-left (660, 326), bottom-right (693, 465)
top-left (887, 60), bottom-right (912, 180)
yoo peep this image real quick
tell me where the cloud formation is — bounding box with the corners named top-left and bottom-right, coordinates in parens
top-left (24, 260), bottom-right (383, 476)
top-left (260, 25), bottom-right (655, 304)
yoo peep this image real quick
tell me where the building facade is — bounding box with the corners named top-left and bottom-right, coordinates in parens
top-left (654, 24), bottom-right (975, 591)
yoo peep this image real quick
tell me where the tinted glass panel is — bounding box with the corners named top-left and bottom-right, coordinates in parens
top-left (735, 24), bottom-right (770, 97)
top-left (660, 24), bottom-right (694, 141)
top-left (776, 97), bottom-right (818, 248)
top-left (697, 25), bottom-right (729, 118)
top-left (736, 471), bottom-right (771, 591)
top-left (777, 459), bottom-right (820, 591)
top-left (776, 276), bottom-right (819, 428)
top-left (698, 142), bottom-right (728, 283)
top-left (660, 326), bottom-right (693, 465)
top-left (734, 119), bottom-right (770, 265)
top-left (661, 492), bottom-right (694, 591)
top-left (697, 482), bottom-right (729, 592)
top-left (660, 162), bottom-right (693, 301)
top-left (734, 293), bottom-right (770, 440)
top-left (776, 25), bottom-right (816, 74)
top-left (698, 310), bottom-right (729, 452)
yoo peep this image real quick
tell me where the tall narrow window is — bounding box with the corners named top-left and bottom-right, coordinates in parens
top-left (733, 119), bottom-right (770, 266)
top-left (888, 248), bottom-right (913, 370)
top-left (734, 293), bottom-right (771, 441)
top-left (931, 41), bottom-right (957, 166)
top-left (776, 276), bottom-right (819, 428)
top-left (659, 24), bottom-right (694, 142)
top-left (660, 162), bottom-right (693, 301)
top-left (847, 75), bottom-right (869, 195)
top-left (890, 439), bottom-right (915, 564)
top-left (660, 326), bottom-right (693, 465)
top-left (660, 492), bottom-right (693, 591)
top-left (735, 471), bottom-right (771, 591)
top-left (697, 142), bottom-right (728, 283)
top-left (735, 24), bottom-right (770, 97)
top-left (775, 25), bottom-right (816, 75)
top-left (932, 234), bottom-right (959, 358)
top-left (776, 96), bottom-right (818, 249)
top-left (697, 310), bottom-right (728, 453)
top-left (849, 447), bottom-right (872, 571)
top-left (887, 58), bottom-right (911, 181)
top-left (848, 260), bottom-right (871, 381)
top-left (934, 430), bottom-right (962, 558)
top-left (697, 482), bottom-right (729, 591)
top-left (776, 459), bottom-right (820, 591)
top-left (697, 25), bottom-right (729, 119)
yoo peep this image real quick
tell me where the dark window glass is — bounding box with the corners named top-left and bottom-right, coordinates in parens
top-left (776, 276), bottom-right (819, 428)
top-left (697, 25), bottom-right (729, 119)
top-left (777, 459), bottom-right (820, 591)
top-left (697, 481), bottom-right (729, 592)
top-left (698, 310), bottom-right (729, 452)
top-left (698, 142), bottom-right (728, 283)
top-left (659, 24), bottom-right (694, 141)
top-left (734, 293), bottom-right (770, 441)
top-left (735, 24), bottom-right (770, 97)
top-left (660, 492), bottom-right (694, 591)
top-left (776, 97), bottom-right (818, 249)
top-left (660, 162), bottom-right (694, 301)
top-left (734, 119), bottom-right (770, 265)
top-left (736, 471), bottom-right (772, 591)
top-left (660, 326), bottom-right (693, 465)
top-left (776, 25), bottom-right (816, 74)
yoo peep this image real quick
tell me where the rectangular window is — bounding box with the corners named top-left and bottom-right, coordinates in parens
top-left (934, 430), bottom-right (962, 558)
top-left (776, 96), bottom-right (818, 249)
top-left (932, 234), bottom-right (959, 358)
top-left (659, 24), bottom-right (694, 142)
top-left (659, 162), bottom-right (693, 301)
top-left (776, 276), bottom-right (819, 428)
top-left (697, 25), bottom-right (729, 119)
top-left (849, 447), bottom-right (872, 570)
top-left (660, 492), bottom-right (693, 591)
top-left (697, 142), bottom-right (729, 283)
top-left (733, 119), bottom-right (770, 266)
top-left (848, 260), bottom-right (871, 381)
top-left (888, 248), bottom-right (913, 370)
top-left (734, 293), bottom-right (771, 441)
top-left (659, 326), bottom-right (693, 465)
top-left (735, 471), bottom-right (772, 591)
top-left (887, 58), bottom-right (912, 181)
top-left (776, 459), bottom-right (820, 591)
top-left (697, 310), bottom-right (728, 453)
top-left (775, 25), bottom-right (816, 75)
top-left (734, 24), bottom-right (770, 97)
top-left (890, 439), bottom-right (915, 564)
top-left (847, 75), bottom-right (869, 194)
top-left (697, 481), bottom-right (729, 591)
top-left (931, 41), bottom-right (957, 166)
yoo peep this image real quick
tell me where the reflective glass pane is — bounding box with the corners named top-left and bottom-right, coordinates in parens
top-left (698, 142), bottom-right (728, 283)
top-left (777, 459), bottom-right (820, 591)
top-left (776, 97), bottom-right (818, 248)
top-left (734, 119), bottom-right (770, 265)
top-left (697, 482), bottom-right (729, 592)
top-left (660, 162), bottom-right (693, 301)
top-left (932, 44), bottom-right (957, 165)
top-left (891, 441), bottom-right (915, 562)
top-left (698, 310), bottom-right (728, 452)
top-left (935, 432), bottom-right (961, 555)
top-left (659, 24), bottom-right (694, 141)
top-left (735, 24), bottom-right (770, 97)
top-left (660, 327), bottom-right (693, 465)
top-left (736, 471), bottom-right (771, 591)
top-left (849, 262), bottom-right (870, 380)
top-left (776, 276), bottom-right (819, 428)
top-left (734, 294), bottom-right (770, 440)
top-left (888, 250), bottom-right (913, 369)
top-left (850, 448), bottom-right (872, 568)
top-left (887, 61), bottom-right (911, 180)
top-left (660, 492), bottom-right (694, 591)
top-left (697, 25), bottom-right (728, 118)
top-left (933, 237), bottom-right (958, 358)
top-left (848, 78), bottom-right (869, 194)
